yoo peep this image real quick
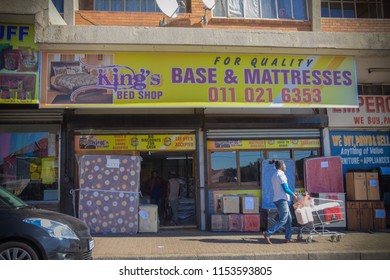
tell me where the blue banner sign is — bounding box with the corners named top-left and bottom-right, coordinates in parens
top-left (330, 130), bottom-right (390, 173)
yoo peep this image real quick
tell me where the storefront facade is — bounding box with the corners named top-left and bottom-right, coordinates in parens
top-left (326, 92), bottom-right (390, 229)
top-left (1, 0), bottom-right (389, 232)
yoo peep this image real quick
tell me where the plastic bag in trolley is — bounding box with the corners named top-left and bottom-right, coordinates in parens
top-left (294, 194), bottom-right (314, 225)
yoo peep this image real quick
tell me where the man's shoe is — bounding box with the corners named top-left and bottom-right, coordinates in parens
top-left (263, 232), bottom-right (272, 244)
top-left (285, 239), bottom-right (297, 243)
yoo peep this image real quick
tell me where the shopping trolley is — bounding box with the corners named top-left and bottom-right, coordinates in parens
top-left (294, 195), bottom-right (345, 243)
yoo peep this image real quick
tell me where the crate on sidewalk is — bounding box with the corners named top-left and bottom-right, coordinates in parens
top-left (243, 214), bottom-right (260, 232)
top-left (228, 214), bottom-right (244, 232)
top-left (138, 204), bottom-right (159, 233)
top-left (211, 214), bottom-right (228, 231)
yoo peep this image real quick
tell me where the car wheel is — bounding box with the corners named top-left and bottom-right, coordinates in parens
top-left (0, 241), bottom-right (40, 260)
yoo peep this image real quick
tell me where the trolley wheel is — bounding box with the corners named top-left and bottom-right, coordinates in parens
top-left (336, 235), bottom-right (342, 242)
top-left (297, 232), bottom-right (303, 241)
top-left (306, 236), bottom-right (313, 243)
top-left (331, 235), bottom-right (336, 242)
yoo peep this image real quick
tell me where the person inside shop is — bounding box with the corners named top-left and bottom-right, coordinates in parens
top-left (144, 170), bottom-right (168, 222)
top-left (167, 171), bottom-right (185, 225)
top-left (263, 159), bottom-right (298, 244)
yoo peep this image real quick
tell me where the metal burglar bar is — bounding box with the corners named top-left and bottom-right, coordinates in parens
top-left (94, 0), bottom-right (159, 12)
top-left (321, 0), bottom-right (385, 18)
top-left (214, 0), bottom-right (309, 20)
top-left (93, 0), bottom-right (188, 12)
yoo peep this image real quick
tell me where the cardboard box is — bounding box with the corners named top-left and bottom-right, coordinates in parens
top-left (346, 172), bottom-right (381, 201)
top-left (347, 201), bottom-right (360, 231)
top-left (243, 214), bottom-right (260, 232)
top-left (228, 214), bottom-right (244, 232)
top-left (138, 204), bottom-right (158, 233)
top-left (359, 201), bottom-right (373, 230)
top-left (295, 207), bottom-right (314, 225)
top-left (372, 201), bottom-right (386, 230)
top-left (221, 195), bottom-right (240, 214)
top-left (346, 172), bottom-right (367, 200)
top-left (211, 214), bottom-right (228, 231)
top-left (240, 195), bottom-right (259, 214)
top-left (366, 173), bottom-right (380, 200)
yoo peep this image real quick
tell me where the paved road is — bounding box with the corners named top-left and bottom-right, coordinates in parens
top-left (92, 229), bottom-right (390, 260)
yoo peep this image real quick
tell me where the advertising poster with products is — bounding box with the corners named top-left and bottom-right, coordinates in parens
top-left (0, 24), bottom-right (39, 104)
top-left (330, 130), bottom-right (390, 173)
top-left (74, 134), bottom-right (196, 152)
top-left (40, 51), bottom-right (358, 108)
top-left (207, 139), bottom-right (320, 150)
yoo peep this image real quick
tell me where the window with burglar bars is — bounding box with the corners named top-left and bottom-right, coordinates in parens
top-left (212, 0), bottom-right (309, 20)
top-left (93, 0), bottom-right (187, 12)
top-left (94, 0), bottom-right (159, 11)
top-left (321, 0), bottom-right (387, 18)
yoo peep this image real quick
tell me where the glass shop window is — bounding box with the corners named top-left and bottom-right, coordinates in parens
top-left (210, 150), bottom-right (264, 186)
top-left (210, 151), bottom-right (237, 183)
top-left (0, 132), bottom-right (59, 202)
top-left (240, 151), bottom-right (263, 183)
top-left (268, 150), bottom-right (291, 159)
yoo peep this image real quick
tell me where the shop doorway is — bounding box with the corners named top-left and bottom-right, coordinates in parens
top-left (139, 151), bottom-right (196, 228)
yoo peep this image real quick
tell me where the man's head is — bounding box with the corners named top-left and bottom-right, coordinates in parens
top-left (271, 160), bottom-right (286, 171)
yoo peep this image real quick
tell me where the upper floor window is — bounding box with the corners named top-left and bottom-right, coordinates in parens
top-left (52, 0), bottom-right (64, 13)
top-left (321, 0), bottom-right (388, 18)
top-left (213, 0), bottom-right (309, 20)
top-left (94, 0), bottom-right (187, 13)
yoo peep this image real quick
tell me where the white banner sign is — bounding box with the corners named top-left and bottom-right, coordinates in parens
top-left (328, 95), bottom-right (390, 127)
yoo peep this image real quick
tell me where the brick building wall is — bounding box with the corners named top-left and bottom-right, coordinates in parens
top-left (75, 10), bottom-right (311, 30)
top-left (75, 0), bottom-right (389, 33)
top-left (321, 18), bottom-right (390, 33)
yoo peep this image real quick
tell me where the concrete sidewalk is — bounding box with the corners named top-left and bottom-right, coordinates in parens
top-left (92, 229), bottom-right (390, 260)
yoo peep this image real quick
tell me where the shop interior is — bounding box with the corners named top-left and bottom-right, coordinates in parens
top-left (139, 151), bottom-right (196, 228)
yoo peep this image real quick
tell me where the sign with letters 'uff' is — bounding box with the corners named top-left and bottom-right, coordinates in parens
top-left (1, 24), bottom-right (39, 104)
top-left (40, 52), bottom-right (358, 108)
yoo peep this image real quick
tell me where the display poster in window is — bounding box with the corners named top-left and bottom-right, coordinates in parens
top-left (40, 52), bottom-right (357, 108)
top-left (74, 134), bottom-right (196, 152)
top-left (41, 157), bottom-right (56, 185)
top-left (330, 130), bottom-right (390, 174)
top-left (0, 24), bottom-right (39, 104)
top-left (0, 132), bottom-right (53, 198)
top-left (207, 139), bottom-right (320, 150)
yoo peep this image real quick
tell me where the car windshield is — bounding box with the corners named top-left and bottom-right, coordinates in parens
top-left (0, 186), bottom-right (29, 208)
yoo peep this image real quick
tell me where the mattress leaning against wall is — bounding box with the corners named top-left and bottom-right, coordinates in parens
top-left (77, 155), bottom-right (142, 235)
